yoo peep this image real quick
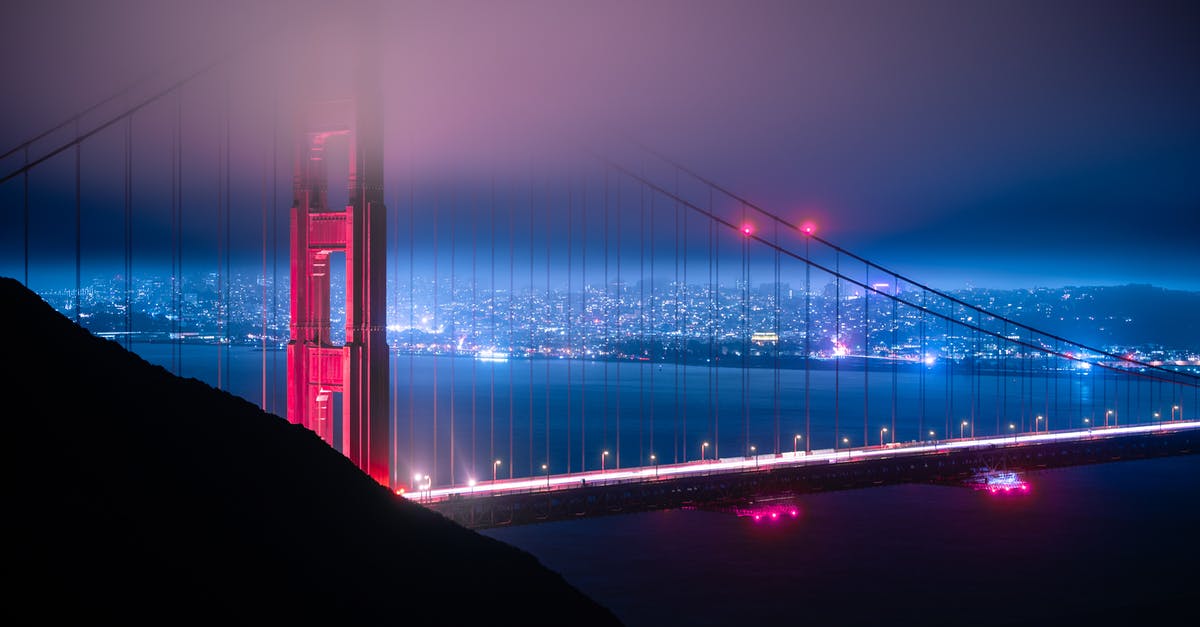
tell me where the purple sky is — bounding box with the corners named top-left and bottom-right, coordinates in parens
top-left (2, 0), bottom-right (1198, 289)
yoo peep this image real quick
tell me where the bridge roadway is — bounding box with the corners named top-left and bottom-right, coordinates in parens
top-left (405, 420), bottom-right (1200, 528)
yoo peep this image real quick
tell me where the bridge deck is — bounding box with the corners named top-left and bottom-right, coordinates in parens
top-left (407, 421), bottom-right (1200, 528)
top-left (406, 420), bottom-right (1200, 503)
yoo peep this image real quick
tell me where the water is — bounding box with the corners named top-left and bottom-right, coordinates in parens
top-left (127, 343), bottom-right (1199, 624)
top-left (129, 343), bottom-right (1176, 488)
top-left (486, 455), bottom-right (1200, 626)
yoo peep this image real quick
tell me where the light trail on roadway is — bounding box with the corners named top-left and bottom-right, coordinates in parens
top-left (401, 419), bottom-right (1200, 503)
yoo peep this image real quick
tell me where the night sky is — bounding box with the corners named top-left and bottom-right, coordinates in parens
top-left (2, 0), bottom-right (1197, 289)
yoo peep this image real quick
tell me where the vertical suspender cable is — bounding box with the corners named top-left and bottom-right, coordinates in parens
top-left (224, 83), bottom-right (231, 386)
top-left (261, 152), bottom-right (267, 409)
top-left (126, 116), bottom-right (134, 352)
top-left (891, 278), bottom-right (898, 443)
top-left (471, 190), bottom-right (477, 480)
top-left (23, 147), bottom-right (29, 287)
top-left (566, 176), bottom-right (573, 472)
top-left (863, 265), bottom-right (869, 448)
top-left (271, 87), bottom-right (278, 412)
top-left (946, 303), bottom-right (952, 439)
top-left (834, 250), bottom-right (840, 449)
top-left (390, 161), bottom-right (398, 487)
top-left (714, 192), bottom-right (720, 458)
top-left (408, 166), bottom-right (415, 481)
top-left (804, 233), bottom-right (810, 453)
top-left (774, 219), bottom-right (780, 454)
top-left (742, 203), bottom-right (749, 455)
top-left (490, 176), bottom-right (497, 473)
top-left (1002, 320), bottom-right (1008, 434)
top-left (508, 181), bottom-right (515, 478)
top-left (169, 109), bottom-right (177, 372)
top-left (638, 176), bottom-right (645, 465)
top-left (75, 131), bottom-right (82, 325)
top-left (528, 172), bottom-right (534, 475)
top-left (450, 187), bottom-right (457, 486)
top-left (679, 175), bottom-right (686, 461)
top-left (648, 185), bottom-right (654, 459)
top-left (581, 175), bottom-right (588, 469)
top-left (674, 172), bottom-right (681, 462)
top-left (433, 188), bottom-right (439, 484)
top-left (708, 189), bottom-right (716, 456)
top-left (615, 174), bottom-right (622, 468)
top-left (919, 290), bottom-right (926, 439)
top-left (603, 168), bottom-right (610, 464)
top-left (544, 176), bottom-right (551, 471)
top-left (176, 93), bottom-right (185, 377)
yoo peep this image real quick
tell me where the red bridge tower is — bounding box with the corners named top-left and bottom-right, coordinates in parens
top-left (287, 95), bottom-right (389, 487)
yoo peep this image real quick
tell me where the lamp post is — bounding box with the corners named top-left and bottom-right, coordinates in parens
top-left (1036, 415), bottom-right (1044, 433)
top-left (493, 459), bottom-right (502, 483)
top-left (468, 478), bottom-right (476, 493)
top-left (1154, 412), bottom-right (1160, 423)
top-left (650, 453), bottom-right (658, 478)
top-left (1172, 405), bottom-right (1181, 421)
top-left (928, 430), bottom-right (936, 452)
top-left (701, 441), bottom-right (710, 462)
top-left (750, 445), bottom-right (758, 469)
top-left (960, 420), bottom-right (968, 439)
top-left (1083, 417), bottom-right (1091, 433)
top-left (542, 463), bottom-right (549, 489)
top-left (794, 434), bottom-right (801, 455)
top-left (602, 450), bottom-right (609, 473)
top-left (842, 437), bottom-right (850, 458)
top-left (1009, 423), bottom-right (1016, 442)
top-left (879, 427), bottom-right (888, 447)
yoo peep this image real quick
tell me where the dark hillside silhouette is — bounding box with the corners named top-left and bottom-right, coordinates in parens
top-left (3, 277), bottom-right (618, 625)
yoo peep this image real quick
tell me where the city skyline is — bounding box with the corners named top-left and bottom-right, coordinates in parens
top-left (41, 269), bottom-right (1200, 361)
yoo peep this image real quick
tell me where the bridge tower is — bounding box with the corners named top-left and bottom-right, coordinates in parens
top-left (287, 90), bottom-right (389, 487)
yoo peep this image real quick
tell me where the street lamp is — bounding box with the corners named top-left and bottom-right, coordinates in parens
top-left (1036, 415), bottom-right (1044, 433)
top-left (493, 459), bottom-right (502, 482)
top-left (750, 445), bottom-right (758, 468)
top-left (1083, 417), bottom-right (1091, 432)
top-left (468, 478), bottom-right (476, 492)
top-left (842, 437), bottom-right (850, 458)
top-left (1154, 412), bottom-right (1161, 422)
top-left (1172, 405), bottom-right (1181, 421)
top-left (928, 430), bottom-right (936, 452)
top-left (879, 427), bottom-right (888, 447)
top-left (650, 453), bottom-right (658, 478)
top-left (542, 463), bottom-right (549, 489)
top-left (960, 420), bottom-right (968, 439)
top-left (602, 450), bottom-right (609, 473)
top-left (1009, 423), bottom-right (1016, 442)
top-left (794, 434), bottom-right (802, 455)
top-left (701, 441), bottom-right (710, 462)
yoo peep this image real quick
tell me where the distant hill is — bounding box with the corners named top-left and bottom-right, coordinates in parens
top-left (2, 277), bottom-right (619, 624)
top-left (957, 284), bottom-right (1200, 350)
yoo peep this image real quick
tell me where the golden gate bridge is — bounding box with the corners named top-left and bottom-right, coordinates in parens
top-left (3, 39), bottom-right (1197, 520)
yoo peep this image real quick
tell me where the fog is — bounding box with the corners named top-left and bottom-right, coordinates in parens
top-left (2, 0), bottom-right (1198, 288)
